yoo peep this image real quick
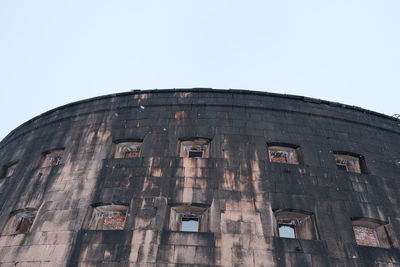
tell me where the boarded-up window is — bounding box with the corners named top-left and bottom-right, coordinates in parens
top-left (268, 144), bottom-right (300, 164)
top-left (115, 142), bottom-right (142, 158)
top-left (275, 210), bottom-right (319, 240)
top-left (334, 153), bottom-right (366, 173)
top-left (167, 205), bottom-right (209, 232)
top-left (352, 218), bottom-right (392, 248)
top-left (2, 209), bottom-right (37, 235)
top-left (41, 149), bottom-right (64, 167)
top-left (2, 162), bottom-right (17, 178)
top-left (87, 204), bottom-right (128, 230)
top-left (180, 138), bottom-right (210, 158)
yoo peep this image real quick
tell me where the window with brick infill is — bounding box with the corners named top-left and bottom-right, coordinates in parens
top-left (85, 204), bottom-right (128, 230)
top-left (114, 141), bottom-right (142, 158)
top-left (352, 218), bottom-right (393, 248)
top-left (267, 143), bottom-right (301, 164)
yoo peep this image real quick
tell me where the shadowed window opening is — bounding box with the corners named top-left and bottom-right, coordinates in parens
top-left (275, 210), bottom-right (319, 240)
top-left (334, 152), bottom-right (367, 173)
top-left (41, 149), bottom-right (64, 167)
top-left (336, 162), bottom-right (348, 171)
top-left (267, 144), bottom-right (300, 164)
top-left (180, 138), bottom-right (211, 158)
top-left (352, 218), bottom-right (393, 248)
top-left (115, 142), bottom-right (142, 158)
top-left (86, 204), bottom-right (128, 230)
top-left (2, 162), bottom-right (17, 178)
top-left (188, 151), bottom-right (203, 158)
top-left (2, 209), bottom-right (37, 235)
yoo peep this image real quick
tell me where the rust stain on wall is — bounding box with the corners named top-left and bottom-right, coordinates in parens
top-left (0, 89), bottom-right (399, 266)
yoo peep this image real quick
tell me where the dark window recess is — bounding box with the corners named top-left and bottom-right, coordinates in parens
top-left (2, 162), bottom-right (17, 178)
top-left (86, 204), bottom-right (128, 230)
top-left (267, 144), bottom-right (301, 164)
top-left (336, 163), bottom-right (348, 171)
top-left (188, 151), bottom-right (204, 158)
top-left (2, 209), bottom-right (37, 235)
top-left (114, 142), bottom-right (142, 158)
top-left (41, 149), bottom-right (64, 167)
top-left (275, 210), bottom-right (319, 240)
top-left (180, 138), bottom-right (210, 158)
top-left (181, 217), bottom-right (200, 232)
top-left (334, 152), bottom-right (367, 173)
top-left (352, 218), bottom-right (393, 248)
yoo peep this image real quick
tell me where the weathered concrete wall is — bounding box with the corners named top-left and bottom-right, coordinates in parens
top-left (0, 89), bottom-right (399, 266)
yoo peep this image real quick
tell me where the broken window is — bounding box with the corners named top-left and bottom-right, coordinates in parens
top-left (334, 152), bottom-right (366, 173)
top-left (180, 138), bottom-right (211, 158)
top-left (267, 144), bottom-right (300, 164)
top-left (167, 204), bottom-right (209, 232)
top-left (114, 141), bottom-right (142, 158)
top-left (86, 204), bottom-right (128, 230)
top-left (41, 149), bottom-right (64, 167)
top-left (2, 162), bottom-right (17, 178)
top-left (352, 218), bottom-right (393, 248)
top-left (2, 209), bottom-right (37, 235)
top-left (275, 209), bottom-right (319, 240)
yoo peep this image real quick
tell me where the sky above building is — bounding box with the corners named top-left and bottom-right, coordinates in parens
top-left (0, 1), bottom-right (399, 141)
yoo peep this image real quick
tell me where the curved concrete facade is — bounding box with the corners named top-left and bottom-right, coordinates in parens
top-left (0, 89), bottom-right (400, 266)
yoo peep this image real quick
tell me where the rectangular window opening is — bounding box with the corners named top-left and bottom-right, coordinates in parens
top-left (16, 217), bottom-right (34, 234)
top-left (2, 162), bottom-right (17, 178)
top-left (267, 145), bottom-right (300, 165)
top-left (180, 138), bottom-right (210, 158)
top-left (333, 153), bottom-right (366, 173)
top-left (180, 217), bottom-right (199, 232)
top-left (168, 205), bottom-right (209, 232)
top-left (188, 151), bottom-right (204, 158)
top-left (115, 142), bottom-right (142, 159)
top-left (86, 204), bottom-right (128, 230)
top-left (275, 210), bottom-right (318, 240)
top-left (353, 225), bottom-right (380, 247)
top-left (2, 209), bottom-right (37, 235)
top-left (278, 224), bottom-right (296, 239)
top-left (41, 149), bottom-right (64, 168)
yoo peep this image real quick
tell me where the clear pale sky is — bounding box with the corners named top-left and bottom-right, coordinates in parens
top-left (1, 1), bottom-right (399, 141)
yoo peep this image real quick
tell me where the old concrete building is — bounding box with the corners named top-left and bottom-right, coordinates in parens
top-left (0, 89), bottom-right (400, 266)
